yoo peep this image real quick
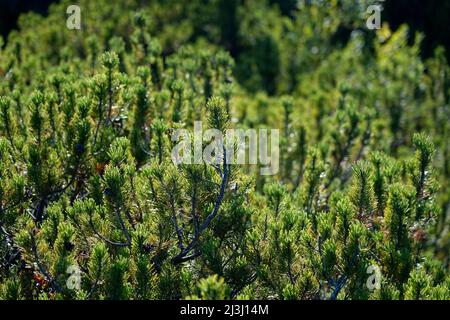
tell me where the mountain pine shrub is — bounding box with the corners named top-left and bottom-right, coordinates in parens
top-left (0, 0), bottom-right (448, 300)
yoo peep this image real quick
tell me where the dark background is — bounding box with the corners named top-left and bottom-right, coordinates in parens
top-left (0, 0), bottom-right (58, 38)
top-left (0, 0), bottom-right (449, 60)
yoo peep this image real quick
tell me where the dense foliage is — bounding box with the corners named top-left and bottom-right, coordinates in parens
top-left (0, 0), bottom-right (448, 300)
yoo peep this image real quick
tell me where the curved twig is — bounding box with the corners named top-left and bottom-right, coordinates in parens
top-left (89, 207), bottom-right (131, 247)
top-left (172, 146), bottom-right (229, 264)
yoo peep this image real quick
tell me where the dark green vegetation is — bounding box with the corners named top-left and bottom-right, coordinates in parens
top-left (0, 0), bottom-right (449, 300)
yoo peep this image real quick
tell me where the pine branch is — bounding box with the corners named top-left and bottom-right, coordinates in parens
top-left (172, 146), bottom-right (229, 264)
top-left (30, 231), bottom-right (61, 292)
top-left (329, 275), bottom-right (347, 300)
top-left (89, 206), bottom-right (131, 247)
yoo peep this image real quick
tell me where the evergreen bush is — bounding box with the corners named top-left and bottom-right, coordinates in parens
top-left (0, 0), bottom-right (448, 300)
